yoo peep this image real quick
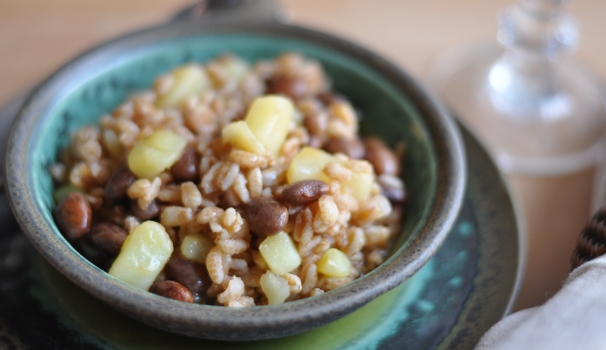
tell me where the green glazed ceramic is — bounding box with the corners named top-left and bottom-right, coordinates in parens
top-left (4, 20), bottom-right (466, 340)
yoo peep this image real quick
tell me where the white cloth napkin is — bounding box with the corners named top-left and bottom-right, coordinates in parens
top-left (475, 255), bottom-right (606, 350)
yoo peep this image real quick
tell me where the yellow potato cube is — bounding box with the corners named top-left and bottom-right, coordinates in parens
top-left (244, 96), bottom-right (294, 158)
top-left (260, 271), bottom-right (290, 305)
top-left (370, 194), bottom-right (393, 220)
top-left (220, 55), bottom-right (250, 83)
top-left (342, 172), bottom-right (374, 201)
top-left (259, 231), bottom-right (301, 276)
top-left (180, 233), bottom-right (214, 264)
top-left (109, 221), bottom-right (174, 290)
top-left (317, 248), bottom-right (351, 277)
top-left (221, 121), bottom-right (268, 156)
top-left (286, 147), bottom-right (333, 184)
top-left (128, 130), bottom-right (187, 179)
top-left (156, 65), bottom-right (211, 108)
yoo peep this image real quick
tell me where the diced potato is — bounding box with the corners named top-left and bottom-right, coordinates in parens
top-left (221, 121), bottom-right (268, 156)
top-left (156, 65), bottom-right (211, 108)
top-left (260, 271), bottom-right (290, 305)
top-left (180, 233), bottom-right (214, 263)
top-left (220, 56), bottom-right (250, 83)
top-left (259, 231), bottom-right (301, 276)
top-left (244, 96), bottom-right (294, 158)
top-left (53, 184), bottom-right (83, 203)
top-left (286, 147), bottom-right (333, 184)
top-left (342, 172), bottom-right (374, 201)
top-left (370, 194), bottom-right (392, 220)
top-left (109, 221), bottom-right (174, 290)
top-left (317, 248), bottom-right (351, 277)
top-left (222, 96), bottom-right (294, 158)
top-left (128, 130), bottom-right (187, 179)
top-left (102, 129), bottom-right (123, 159)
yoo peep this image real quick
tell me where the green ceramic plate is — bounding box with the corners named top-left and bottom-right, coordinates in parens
top-left (0, 91), bottom-right (522, 349)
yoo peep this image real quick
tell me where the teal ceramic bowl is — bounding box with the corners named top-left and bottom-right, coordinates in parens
top-left (4, 20), bottom-right (466, 340)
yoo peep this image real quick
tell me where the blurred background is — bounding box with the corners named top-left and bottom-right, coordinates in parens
top-left (1, 0), bottom-right (605, 311)
top-left (2, 0), bottom-right (604, 106)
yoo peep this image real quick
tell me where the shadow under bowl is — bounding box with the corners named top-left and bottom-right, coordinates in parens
top-left (4, 20), bottom-right (466, 340)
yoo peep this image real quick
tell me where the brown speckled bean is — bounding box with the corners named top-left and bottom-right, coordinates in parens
top-left (280, 180), bottom-right (329, 205)
top-left (364, 137), bottom-right (400, 176)
top-left (324, 137), bottom-right (365, 159)
top-left (130, 199), bottom-right (160, 220)
top-left (88, 223), bottom-right (128, 255)
top-left (105, 167), bottom-right (136, 199)
top-left (245, 198), bottom-right (289, 236)
top-left (166, 255), bottom-right (210, 294)
top-left (150, 281), bottom-right (194, 303)
top-left (93, 202), bottom-right (127, 227)
top-left (171, 145), bottom-right (199, 182)
top-left (55, 193), bottom-right (92, 240)
top-left (303, 114), bottom-right (327, 137)
top-left (267, 76), bottom-right (307, 100)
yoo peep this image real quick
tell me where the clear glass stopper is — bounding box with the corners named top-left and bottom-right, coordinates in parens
top-left (428, 0), bottom-right (606, 176)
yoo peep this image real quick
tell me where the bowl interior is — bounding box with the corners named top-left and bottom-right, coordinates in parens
top-left (31, 33), bottom-right (437, 264)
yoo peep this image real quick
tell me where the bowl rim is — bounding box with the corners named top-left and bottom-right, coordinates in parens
top-left (4, 19), bottom-right (467, 339)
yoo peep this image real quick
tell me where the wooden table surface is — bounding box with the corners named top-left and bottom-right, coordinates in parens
top-left (1, 0), bottom-right (605, 316)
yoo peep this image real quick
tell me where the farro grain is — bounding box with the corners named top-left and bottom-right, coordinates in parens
top-left (217, 276), bottom-right (245, 305)
top-left (218, 238), bottom-right (248, 255)
top-left (157, 185), bottom-right (181, 204)
top-left (232, 173), bottom-right (251, 203)
top-left (309, 288), bottom-right (324, 297)
top-left (312, 237), bottom-right (331, 256)
top-left (293, 207), bottom-right (313, 244)
top-left (246, 168), bottom-right (263, 199)
top-left (230, 149), bottom-right (269, 169)
top-left (201, 162), bottom-right (222, 194)
top-left (160, 206), bottom-right (193, 227)
top-left (230, 258), bottom-right (249, 272)
top-left (124, 215), bottom-right (141, 233)
top-left (127, 177), bottom-right (161, 210)
top-left (318, 195), bottom-right (338, 226)
top-left (366, 249), bottom-right (385, 270)
top-left (228, 296), bottom-right (255, 307)
top-left (206, 246), bottom-right (225, 284)
top-left (284, 273), bottom-right (302, 294)
top-left (222, 188), bottom-right (239, 208)
top-left (300, 263), bottom-right (318, 295)
top-left (298, 235), bottom-right (322, 257)
top-left (326, 119), bottom-right (353, 139)
top-left (364, 225), bottom-right (391, 246)
top-left (181, 181), bottom-right (203, 209)
top-left (323, 162), bottom-right (352, 182)
top-left (322, 277), bottom-right (353, 291)
top-left (346, 227), bottom-right (366, 257)
top-left (329, 102), bottom-right (357, 130)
